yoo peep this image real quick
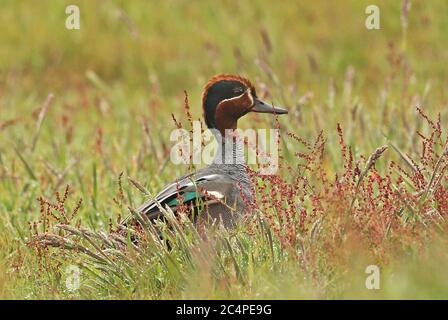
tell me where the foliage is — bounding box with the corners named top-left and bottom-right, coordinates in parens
top-left (1, 0), bottom-right (448, 299)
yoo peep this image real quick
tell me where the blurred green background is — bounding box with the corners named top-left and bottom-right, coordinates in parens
top-left (2, 0), bottom-right (447, 92)
top-left (2, 0), bottom-right (447, 147)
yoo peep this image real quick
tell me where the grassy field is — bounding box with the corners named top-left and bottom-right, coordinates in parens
top-left (1, 0), bottom-right (448, 299)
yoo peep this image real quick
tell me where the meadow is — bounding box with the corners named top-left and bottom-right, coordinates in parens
top-left (1, 0), bottom-right (448, 299)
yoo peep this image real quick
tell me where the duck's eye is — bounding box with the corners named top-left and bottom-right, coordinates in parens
top-left (233, 87), bottom-right (244, 95)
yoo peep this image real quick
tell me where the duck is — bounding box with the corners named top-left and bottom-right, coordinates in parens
top-left (122, 74), bottom-right (288, 230)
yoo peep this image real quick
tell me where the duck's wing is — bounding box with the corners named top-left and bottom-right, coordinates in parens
top-left (122, 170), bottom-right (235, 225)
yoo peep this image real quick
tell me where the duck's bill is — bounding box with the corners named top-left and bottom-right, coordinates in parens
top-left (252, 98), bottom-right (288, 114)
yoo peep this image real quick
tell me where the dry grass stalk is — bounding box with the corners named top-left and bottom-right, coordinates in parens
top-left (357, 145), bottom-right (388, 188)
top-left (31, 93), bottom-right (54, 153)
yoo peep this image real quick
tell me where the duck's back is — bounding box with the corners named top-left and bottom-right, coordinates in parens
top-left (124, 164), bottom-right (253, 229)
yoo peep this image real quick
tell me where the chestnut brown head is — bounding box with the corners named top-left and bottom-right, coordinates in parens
top-left (202, 74), bottom-right (288, 135)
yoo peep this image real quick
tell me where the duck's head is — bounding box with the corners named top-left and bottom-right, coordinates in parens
top-left (202, 74), bottom-right (288, 136)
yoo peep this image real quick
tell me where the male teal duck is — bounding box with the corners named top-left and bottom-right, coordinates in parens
top-left (123, 74), bottom-right (288, 229)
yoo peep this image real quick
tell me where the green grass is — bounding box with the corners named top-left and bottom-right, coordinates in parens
top-left (1, 0), bottom-right (448, 299)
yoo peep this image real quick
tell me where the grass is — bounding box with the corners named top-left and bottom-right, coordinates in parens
top-left (1, 0), bottom-right (448, 299)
